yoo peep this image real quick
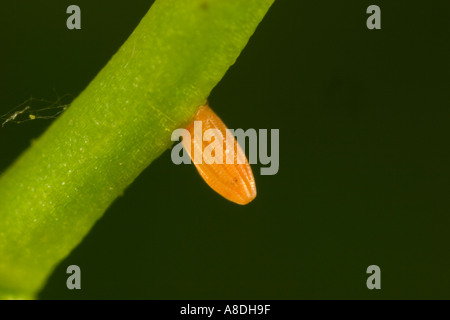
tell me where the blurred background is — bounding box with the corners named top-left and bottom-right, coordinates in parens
top-left (1, 0), bottom-right (449, 299)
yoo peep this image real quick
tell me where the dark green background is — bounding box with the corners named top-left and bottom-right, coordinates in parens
top-left (1, 0), bottom-right (449, 299)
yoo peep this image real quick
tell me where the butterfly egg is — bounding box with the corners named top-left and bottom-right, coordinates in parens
top-left (182, 105), bottom-right (257, 205)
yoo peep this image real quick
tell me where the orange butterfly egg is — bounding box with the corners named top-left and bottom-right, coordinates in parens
top-left (182, 105), bottom-right (257, 205)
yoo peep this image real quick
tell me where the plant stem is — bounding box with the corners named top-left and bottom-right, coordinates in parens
top-left (0, 0), bottom-right (274, 298)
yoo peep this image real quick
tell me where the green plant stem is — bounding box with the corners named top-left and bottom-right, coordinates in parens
top-left (0, 0), bottom-right (274, 299)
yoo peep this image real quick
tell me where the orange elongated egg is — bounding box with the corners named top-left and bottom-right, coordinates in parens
top-left (182, 105), bottom-right (257, 205)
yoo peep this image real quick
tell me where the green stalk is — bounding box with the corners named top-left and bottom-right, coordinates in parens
top-left (0, 0), bottom-right (274, 299)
